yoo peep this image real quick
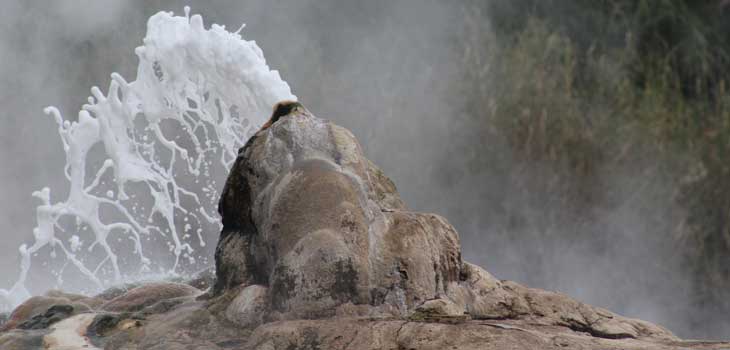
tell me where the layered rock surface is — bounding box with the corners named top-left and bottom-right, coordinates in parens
top-left (215, 109), bottom-right (460, 321)
top-left (1, 106), bottom-right (728, 349)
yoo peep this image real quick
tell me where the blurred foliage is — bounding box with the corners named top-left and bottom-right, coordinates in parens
top-left (456, 0), bottom-right (730, 332)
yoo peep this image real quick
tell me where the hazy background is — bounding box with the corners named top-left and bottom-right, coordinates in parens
top-left (1, 0), bottom-right (729, 339)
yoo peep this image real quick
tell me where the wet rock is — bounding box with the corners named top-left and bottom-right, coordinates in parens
top-left (0, 296), bottom-right (78, 331)
top-left (95, 282), bottom-right (143, 301)
top-left (0, 329), bottom-right (46, 350)
top-left (87, 313), bottom-right (131, 338)
top-left (45, 289), bottom-right (105, 309)
top-left (213, 229), bottom-right (256, 294)
top-left (225, 285), bottom-right (268, 328)
top-left (365, 158), bottom-right (406, 211)
top-left (446, 262), bottom-right (529, 320)
top-left (124, 301), bottom-right (245, 349)
top-left (43, 290), bottom-right (88, 302)
top-left (43, 313), bottom-right (99, 349)
top-left (215, 110), bottom-right (461, 319)
top-left (411, 298), bottom-right (468, 323)
top-left (100, 282), bottom-right (200, 312)
top-left (245, 318), bottom-right (701, 350)
top-left (86, 312), bottom-right (145, 349)
top-left (371, 211), bottom-right (462, 311)
top-left (502, 280), bottom-right (676, 341)
top-left (16, 304), bottom-right (75, 330)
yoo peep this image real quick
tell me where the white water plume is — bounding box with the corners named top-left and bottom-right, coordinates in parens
top-left (0, 7), bottom-right (294, 309)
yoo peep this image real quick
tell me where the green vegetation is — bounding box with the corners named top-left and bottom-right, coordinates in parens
top-left (456, 0), bottom-right (730, 334)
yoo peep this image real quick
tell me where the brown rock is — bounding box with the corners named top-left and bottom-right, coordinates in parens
top-left (411, 298), bottom-right (468, 323)
top-left (215, 111), bottom-right (464, 320)
top-left (241, 318), bottom-right (730, 350)
top-left (1, 296), bottom-right (74, 331)
top-left (44, 289), bottom-right (105, 309)
top-left (100, 282), bottom-right (200, 312)
top-left (446, 262), bottom-right (529, 320)
top-left (0, 329), bottom-right (45, 350)
top-left (372, 211), bottom-right (463, 311)
top-left (225, 284), bottom-right (268, 328)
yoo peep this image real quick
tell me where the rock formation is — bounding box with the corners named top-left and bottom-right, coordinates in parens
top-left (1, 105), bottom-right (729, 349)
top-left (214, 105), bottom-right (460, 321)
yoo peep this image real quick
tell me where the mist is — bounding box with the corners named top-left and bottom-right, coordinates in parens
top-left (0, 0), bottom-right (724, 339)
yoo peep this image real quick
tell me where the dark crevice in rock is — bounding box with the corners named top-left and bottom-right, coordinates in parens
top-left (369, 288), bottom-right (387, 306)
top-left (564, 320), bottom-right (636, 340)
top-left (16, 304), bottom-right (74, 330)
top-left (214, 135), bottom-right (264, 295)
top-left (331, 259), bottom-right (359, 303)
top-left (86, 312), bottom-right (143, 348)
top-left (395, 321), bottom-right (410, 350)
top-left (87, 313), bottom-right (129, 338)
top-left (271, 265), bottom-right (297, 312)
top-left (216, 338), bottom-right (247, 348)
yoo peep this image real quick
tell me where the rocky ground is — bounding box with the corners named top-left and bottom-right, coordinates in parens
top-left (1, 103), bottom-right (728, 349)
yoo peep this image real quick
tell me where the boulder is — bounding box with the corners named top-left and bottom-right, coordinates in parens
top-left (215, 109), bottom-right (463, 319)
top-left (0, 295), bottom-right (91, 332)
top-left (225, 285), bottom-right (268, 328)
top-left (16, 304), bottom-right (76, 330)
top-left (0, 329), bottom-right (45, 350)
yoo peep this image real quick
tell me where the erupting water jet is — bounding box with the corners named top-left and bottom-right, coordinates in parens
top-left (0, 7), bottom-right (295, 310)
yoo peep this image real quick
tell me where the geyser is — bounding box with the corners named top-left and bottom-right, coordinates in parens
top-left (0, 7), bottom-right (294, 309)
